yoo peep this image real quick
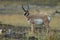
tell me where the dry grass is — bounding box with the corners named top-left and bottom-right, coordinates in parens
top-left (50, 16), bottom-right (60, 29)
top-left (0, 14), bottom-right (28, 26)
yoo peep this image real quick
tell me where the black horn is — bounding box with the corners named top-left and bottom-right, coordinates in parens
top-left (22, 5), bottom-right (27, 12)
top-left (22, 5), bottom-right (30, 16)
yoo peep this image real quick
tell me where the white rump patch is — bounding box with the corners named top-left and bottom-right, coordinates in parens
top-left (47, 16), bottom-right (51, 21)
top-left (0, 29), bottom-right (2, 34)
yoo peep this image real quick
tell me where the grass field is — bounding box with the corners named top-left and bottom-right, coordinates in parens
top-left (0, 14), bottom-right (60, 28)
top-left (0, 1), bottom-right (60, 40)
top-left (0, 14), bottom-right (60, 40)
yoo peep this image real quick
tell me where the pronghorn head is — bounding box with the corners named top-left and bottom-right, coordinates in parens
top-left (22, 5), bottom-right (29, 17)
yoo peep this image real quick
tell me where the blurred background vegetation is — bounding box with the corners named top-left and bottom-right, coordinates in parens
top-left (0, 0), bottom-right (60, 6)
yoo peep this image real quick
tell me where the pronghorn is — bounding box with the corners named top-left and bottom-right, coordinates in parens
top-left (22, 5), bottom-right (56, 34)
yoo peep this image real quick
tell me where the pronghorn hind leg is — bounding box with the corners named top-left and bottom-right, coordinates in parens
top-left (44, 22), bottom-right (50, 33)
top-left (46, 25), bottom-right (50, 33)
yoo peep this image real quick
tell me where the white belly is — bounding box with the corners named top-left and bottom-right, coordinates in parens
top-left (34, 19), bottom-right (43, 24)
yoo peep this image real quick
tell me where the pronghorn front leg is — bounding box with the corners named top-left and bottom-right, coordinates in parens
top-left (30, 23), bottom-right (35, 35)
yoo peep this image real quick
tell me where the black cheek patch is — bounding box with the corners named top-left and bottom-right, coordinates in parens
top-left (24, 13), bottom-right (27, 16)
